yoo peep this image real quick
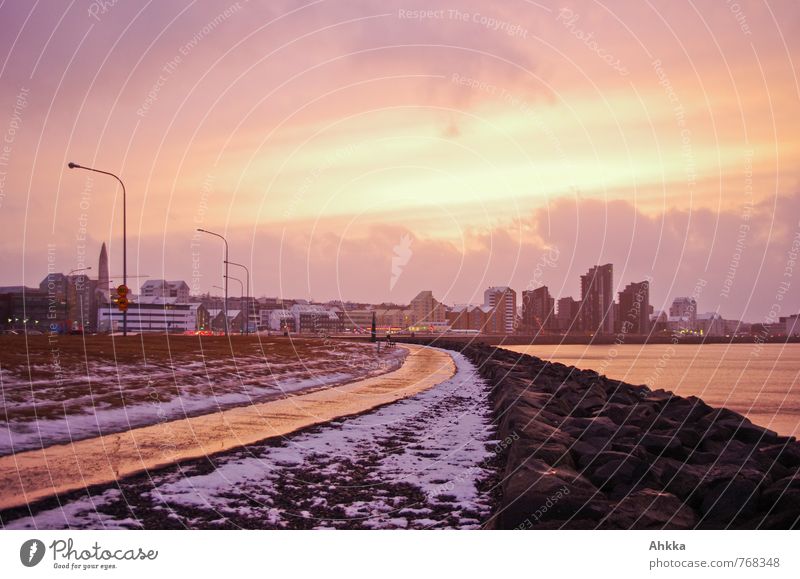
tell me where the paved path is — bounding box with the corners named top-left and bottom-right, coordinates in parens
top-left (0, 345), bottom-right (455, 511)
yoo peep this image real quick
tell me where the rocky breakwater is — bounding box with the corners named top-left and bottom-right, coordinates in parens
top-left (407, 340), bottom-right (800, 529)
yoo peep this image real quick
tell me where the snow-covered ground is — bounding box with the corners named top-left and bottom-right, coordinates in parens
top-left (3, 350), bottom-right (498, 530)
top-left (0, 343), bottom-right (405, 455)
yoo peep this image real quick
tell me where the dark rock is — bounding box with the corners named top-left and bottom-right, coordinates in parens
top-left (649, 457), bottom-right (709, 500)
top-left (758, 442), bottom-right (800, 469)
top-left (422, 341), bottom-right (800, 530)
top-left (760, 472), bottom-right (800, 512)
top-left (499, 459), bottom-right (608, 528)
top-left (584, 452), bottom-right (647, 491)
top-left (561, 416), bottom-right (618, 439)
top-left (637, 432), bottom-right (683, 454)
top-left (602, 489), bottom-right (697, 529)
top-left (507, 440), bottom-right (575, 470)
top-left (699, 473), bottom-right (762, 524)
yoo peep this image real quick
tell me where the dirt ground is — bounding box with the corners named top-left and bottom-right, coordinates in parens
top-left (0, 334), bottom-right (392, 423)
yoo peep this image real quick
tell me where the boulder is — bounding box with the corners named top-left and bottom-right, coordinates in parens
top-left (758, 442), bottom-right (800, 469)
top-left (584, 452), bottom-right (647, 490)
top-left (637, 432), bottom-right (683, 454)
top-left (699, 474), bottom-right (761, 524)
top-left (602, 489), bottom-right (697, 529)
top-left (507, 440), bottom-right (575, 470)
top-left (499, 459), bottom-right (608, 528)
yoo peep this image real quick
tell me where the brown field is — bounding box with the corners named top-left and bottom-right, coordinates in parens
top-left (0, 335), bottom-right (401, 452)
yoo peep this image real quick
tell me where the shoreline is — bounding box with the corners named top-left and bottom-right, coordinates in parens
top-left (400, 338), bottom-right (800, 529)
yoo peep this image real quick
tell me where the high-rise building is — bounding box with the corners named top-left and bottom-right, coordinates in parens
top-left (617, 280), bottom-right (650, 334)
top-left (579, 264), bottom-right (614, 334)
top-left (522, 286), bottom-right (555, 332)
top-left (410, 290), bottom-right (446, 325)
top-left (484, 286), bottom-right (517, 334)
top-left (556, 297), bottom-right (580, 333)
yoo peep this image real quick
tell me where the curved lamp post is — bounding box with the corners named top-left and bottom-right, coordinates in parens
top-left (68, 162), bottom-right (128, 336)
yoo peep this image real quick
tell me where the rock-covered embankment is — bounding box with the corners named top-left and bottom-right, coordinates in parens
top-left (408, 340), bottom-right (800, 529)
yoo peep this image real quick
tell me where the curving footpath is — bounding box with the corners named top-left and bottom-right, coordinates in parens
top-left (0, 344), bottom-right (455, 512)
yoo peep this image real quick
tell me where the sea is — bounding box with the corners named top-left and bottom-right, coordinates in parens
top-left (503, 343), bottom-right (800, 437)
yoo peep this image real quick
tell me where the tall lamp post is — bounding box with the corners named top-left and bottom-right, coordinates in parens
top-left (226, 275), bottom-right (244, 334)
top-left (225, 260), bottom-right (250, 334)
top-left (68, 162), bottom-right (128, 336)
top-left (63, 266), bottom-right (91, 334)
top-left (197, 228), bottom-right (228, 336)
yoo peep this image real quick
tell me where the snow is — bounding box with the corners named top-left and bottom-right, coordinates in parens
top-left (3, 349), bottom-right (497, 530)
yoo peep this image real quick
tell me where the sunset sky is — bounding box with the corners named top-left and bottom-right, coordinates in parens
top-left (1, 0), bottom-right (799, 321)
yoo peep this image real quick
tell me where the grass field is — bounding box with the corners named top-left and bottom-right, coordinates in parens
top-left (0, 334), bottom-right (403, 454)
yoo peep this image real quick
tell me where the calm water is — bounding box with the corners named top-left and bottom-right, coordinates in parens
top-left (504, 344), bottom-right (800, 437)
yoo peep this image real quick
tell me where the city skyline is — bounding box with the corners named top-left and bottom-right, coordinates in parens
top-left (4, 240), bottom-right (790, 332)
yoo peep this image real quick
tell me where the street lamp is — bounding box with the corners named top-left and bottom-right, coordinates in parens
top-left (197, 228), bottom-right (228, 335)
top-left (225, 260), bottom-right (250, 334)
top-left (225, 275), bottom-right (244, 334)
top-left (68, 162), bottom-right (128, 336)
top-left (64, 266), bottom-right (91, 334)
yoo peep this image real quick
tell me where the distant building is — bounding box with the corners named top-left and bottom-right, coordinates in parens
top-left (696, 312), bottom-right (724, 336)
top-left (38, 272), bottom-right (99, 332)
top-left (209, 308), bottom-right (243, 333)
top-left (447, 304), bottom-right (495, 332)
top-left (375, 307), bottom-right (413, 330)
top-left (670, 297), bottom-right (698, 330)
top-left (786, 314), bottom-right (800, 337)
top-left (410, 291), bottom-right (446, 325)
top-left (522, 286), bottom-right (555, 332)
top-left (556, 297), bottom-right (580, 333)
top-left (140, 280), bottom-right (190, 302)
top-left (98, 298), bottom-right (208, 333)
top-left (338, 308), bottom-right (375, 332)
top-left (617, 281), bottom-right (650, 335)
top-left (484, 286), bottom-right (517, 334)
top-left (266, 309), bottom-right (296, 333)
top-left (290, 304), bottom-right (343, 334)
top-left (579, 264), bottom-right (614, 334)
top-left (0, 286), bottom-right (50, 332)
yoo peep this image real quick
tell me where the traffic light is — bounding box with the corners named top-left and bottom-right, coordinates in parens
top-left (116, 285), bottom-right (130, 312)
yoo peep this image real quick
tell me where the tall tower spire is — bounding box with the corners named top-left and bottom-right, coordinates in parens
top-left (97, 242), bottom-right (110, 301)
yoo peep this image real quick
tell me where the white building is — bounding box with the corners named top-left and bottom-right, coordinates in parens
top-left (98, 297), bottom-right (206, 333)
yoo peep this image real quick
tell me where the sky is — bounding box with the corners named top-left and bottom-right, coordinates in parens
top-left (0, 0), bottom-right (799, 321)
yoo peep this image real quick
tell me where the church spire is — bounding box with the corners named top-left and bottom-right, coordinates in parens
top-left (97, 242), bottom-right (109, 300)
